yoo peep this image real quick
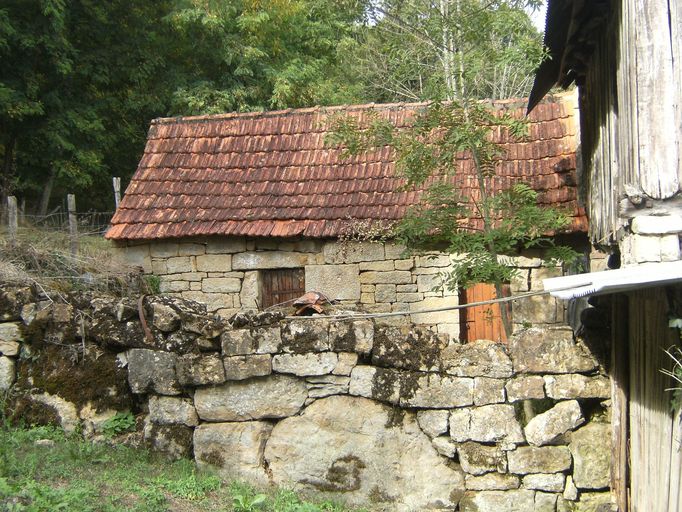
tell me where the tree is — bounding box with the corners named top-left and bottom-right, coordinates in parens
top-left (346, 0), bottom-right (545, 102)
top-left (329, 100), bottom-right (579, 336)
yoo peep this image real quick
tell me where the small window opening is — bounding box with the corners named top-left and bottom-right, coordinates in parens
top-left (459, 283), bottom-right (511, 343)
top-left (261, 268), bottom-right (305, 309)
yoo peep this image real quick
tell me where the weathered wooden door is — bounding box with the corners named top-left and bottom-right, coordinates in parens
top-left (261, 268), bottom-right (305, 309)
top-left (459, 283), bottom-right (510, 343)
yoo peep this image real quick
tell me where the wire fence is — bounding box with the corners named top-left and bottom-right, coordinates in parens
top-left (21, 210), bottom-right (114, 236)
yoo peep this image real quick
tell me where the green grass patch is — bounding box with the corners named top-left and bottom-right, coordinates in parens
top-left (0, 425), bottom-right (367, 512)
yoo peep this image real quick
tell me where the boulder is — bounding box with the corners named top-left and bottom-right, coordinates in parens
top-left (569, 423), bottom-right (610, 489)
top-left (507, 446), bottom-right (572, 474)
top-left (0, 285), bottom-right (34, 321)
top-left (544, 374), bottom-right (610, 399)
top-left (127, 349), bottom-right (180, 395)
top-left (264, 395), bottom-right (465, 511)
top-left (442, 340), bottom-right (513, 378)
top-left (194, 421), bottom-right (273, 486)
top-left (524, 400), bottom-right (584, 446)
top-left (144, 421), bottom-right (193, 459)
top-left (510, 328), bottom-right (598, 374)
top-left (450, 405), bottom-right (524, 444)
top-left (194, 375), bottom-right (308, 421)
top-left (457, 442), bottom-right (507, 475)
top-left (401, 373), bottom-right (473, 408)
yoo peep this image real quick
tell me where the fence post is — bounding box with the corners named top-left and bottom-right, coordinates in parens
top-left (67, 194), bottom-right (78, 257)
top-left (7, 196), bottom-right (17, 248)
top-left (112, 177), bottom-right (121, 209)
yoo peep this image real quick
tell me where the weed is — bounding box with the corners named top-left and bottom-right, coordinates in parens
top-left (101, 411), bottom-right (136, 438)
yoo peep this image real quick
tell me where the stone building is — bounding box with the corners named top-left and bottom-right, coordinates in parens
top-left (107, 94), bottom-right (589, 342)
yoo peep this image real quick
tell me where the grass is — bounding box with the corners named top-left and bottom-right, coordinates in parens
top-left (0, 424), bottom-right (365, 512)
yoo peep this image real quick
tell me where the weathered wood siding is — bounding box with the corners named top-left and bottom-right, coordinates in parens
top-left (580, 0), bottom-right (682, 246)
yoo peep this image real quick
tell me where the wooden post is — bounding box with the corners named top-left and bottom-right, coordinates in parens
top-left (610, 293), bottom-right (629, 512)
top-left (7, 196), bottom-right (17, 248)
top-left (67, 194), bottom-right (78, 257)
top-left (112, 177), bottom-right (121, 209)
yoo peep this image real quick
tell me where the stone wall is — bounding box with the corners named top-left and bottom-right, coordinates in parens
top-left (114, 237), bottom-right (568, 340)
top-left (0, 284), bottom-right (612, 511)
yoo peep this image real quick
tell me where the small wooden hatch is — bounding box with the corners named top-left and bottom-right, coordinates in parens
top-left (261, 268), bottom-right (305, 309)
top-left (459, 283), bottom-right (511, 343)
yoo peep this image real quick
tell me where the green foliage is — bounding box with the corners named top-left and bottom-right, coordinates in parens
top-left (101, 412), bottom-right (136, 439)
top-left (143, 275), bottom-right (162, 295)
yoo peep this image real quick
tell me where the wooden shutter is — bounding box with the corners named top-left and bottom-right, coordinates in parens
top-left (459, 283), bottom-right (511, 343)
top-left (261, 268), bottom-right (305, 309)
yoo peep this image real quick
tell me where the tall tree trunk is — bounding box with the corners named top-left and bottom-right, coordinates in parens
top-left (39, 168), bottom-right (57, 217)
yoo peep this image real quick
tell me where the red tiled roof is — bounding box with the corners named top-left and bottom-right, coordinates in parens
top-left (106, 93), bottom-right (586, 240)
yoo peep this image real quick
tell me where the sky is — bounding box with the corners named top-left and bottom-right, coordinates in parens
top-left (528, 2), bottom-right (547, 33)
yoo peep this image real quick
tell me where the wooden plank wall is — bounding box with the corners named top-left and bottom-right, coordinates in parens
top-left (628, 288), bottom-right (682, 512)
top-left (581, 0), bottom-right (682, 246)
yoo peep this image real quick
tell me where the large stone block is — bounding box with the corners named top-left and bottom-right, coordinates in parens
top-left (524, 400), bottom-right (584, 446)
top-left (348, 365), bottom-right (400, 404)
top-left (631, 214), bottom-right (682, 234)
top-left (510, 328), bottom-right (598, 374)
top-left (148, 396), bottom-right (198, 427)
top-left (329, 320), bottom-right (373, 354)
top-left (304, 264), bottom-right (361, 301)
top-left (305, 375), bottom-right (350, 398)
top-left (443, 340), bottom-right (514, 378)
top-left (0, 356), bottom-right (16, 391)
top-left (150, 242), bottom-right (179, 258)
top-left (465, 473), bottom-right (520, 491)
top-left (569, 423), bottom-right (610, 490)
top-left (202, 277), bottom-right (241, 293)
top-left (166, 256), bottom-right (195, 274)
top-left (151, 302), bottom-right (181, 332)
top-left (544, 374), bottom-right (610, 399)
top-left (409, 296), bottom-right (460, 325)
top-left (323, 241), bottom-right (385, 263)
top-left (127, 349), bottom-right (180, 395)
top-left (401, 374), bottom-right (473, 408)
top-left (374, 283), bottom-right (397, 303)
top-left (239, 271), bottom-right (260, 309)
top-left (205, 238), bottom-right (247, 254)
top-left (450, 405), bottom-right (524, 444)
top-left (507, 446), bottom-right (572, 474)
top-left (223, 354), bottom-right (272, 380)
top-left (194, 421), bottom-right (272, 486)
top-left (523, 473), bottom-right (565, 492)
top-left (196, 254), bottom-right (232, 272)
top-left (264, 395), bottom-right (465, 510)
top-left (194, 375), bottom-right (308, 421)
top-left (272, 352), bottom-right (338, 376)
top-left (359, 270), bottom-right (412, 285)
top-left (281, 320), bottom-right (330, 353)
top-left (417, 410), bottom-right (450, 438)
top-left (513, 295), bottom-right (564, 324)
top-left (457, 442), bottom-right (507, 475)
top-left (474, 378), bottom-right (506, 405)
top-left (0, 341), bottom-right (19, 357)
top-left (176, 353), bottom-right (226, 386)
top-left (505, 376), bottom-right (546, 402)
top-left (372, 325), bottom-right (447, 372)
top-left (233, 251), bottom-right (311, 270)
top-left (460, 490), bottom-right (536, 512)
top-left (0, 322), bottom-right (22, 343)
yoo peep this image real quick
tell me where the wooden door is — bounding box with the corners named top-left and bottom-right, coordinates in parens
top-left (459, 283), bottom-right (510, 343)
top-left (261, 268), bottom-right (305, 309)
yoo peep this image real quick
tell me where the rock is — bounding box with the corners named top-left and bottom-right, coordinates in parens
top-left (333, 352), bottom-right (358, 376)
top-left (569, 423), bottom-right (610, 489)
top-left (0, 285), bottom-right (34, 320)
top-left (281, 320), bottom-right (330, 353)
top-left (563, 475), bottom-right (578, 500)
top-left (457, 442), bottom-right (507, 475)
top-left (329, 320), bottom-right (374, 354)
top-left (505, 376), bottom-right (546, 402)
top-left (223, 354), bottom-right (272, 380)
top-left (144, 420), bottom-right (193, 459)
top-left (534, 492), bottom-right (559, 512)
top-left (228, 310), bottom-right (285, 329)
top-left (90, 316), bottom-right (146, 350)
top-left (0, 356), bottom-right (16, 391)
top-left (272, 352), bottom-right (338, 376)
top-left (401, 373), bottom-right (473, 408)
top-left (221, 329), bottom-right (256, 356)
top-left (264, 395), bottom-right (465, 510)
top-left (474, 378), bottom-right (506, 405)
top-left (450, 405), bottom-right (524, 444)
top-left (323, 241), bottom-right (385, 263)
top-left (151, 302), bottom-right (181, 332)
top-left (417, 410), bottom-right (450, 438)
top-left (459, 490), bottom-right (535, 512)
top-left (372, 326), bottom-right (447, 372)
top-left (523, 473), bottom-right (565, 492)
top-left (442, 340), bottom-right (514, 378)
top-left (304, 264), bottom-right (361, 301)
top-left (114, 298), bottom-right (138, 322)
top-left (176, 353), bottom-right (226, 386)
top-left (524, 400), bottom-right (584, 446)
top-left (0, 340), bottom-right (20, 357)
top-left (544, 374), bottom-right (610, 399)
top-left (252, 326), bottom-right (282, 353)
top-left (305, 375), bottom-right (350, 398)
top-left (78, 406), bottom-right (118, 438)
top-left (194, 421), bottom-right (273, 486)
top-left (0, 322), bottom-right (22, 344)
top-left (349, 365), bottom-right (400, 404)
top-left (194, 375), bottom-right (308, 421)
top-left (31, 392), bottom-right (80, 433)
top-left (127, 349), bottom-right (180, 395)
top-left (510, 328), bottom-right (598, 374)
top-left (465, 473), bottom-right (520, 491)
top-left (507, 446), bottom-right (572, 474)
top-left (565, 492), bottom-right (613, 511)
top-left (148, 396), bottom-right (198, 427)
top-left (432, 436), bottom-right (458, 458)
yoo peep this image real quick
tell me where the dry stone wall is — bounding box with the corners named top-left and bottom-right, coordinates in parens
top-left (0, 283), bottom-right (612, 511)
top-left (114, 237), bottom-right (569, 340)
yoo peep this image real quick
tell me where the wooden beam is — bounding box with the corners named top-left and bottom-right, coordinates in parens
top-left (618, 195), bottom-right (682, 219)
top-left (610, 293), bottom-right (629, 512)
